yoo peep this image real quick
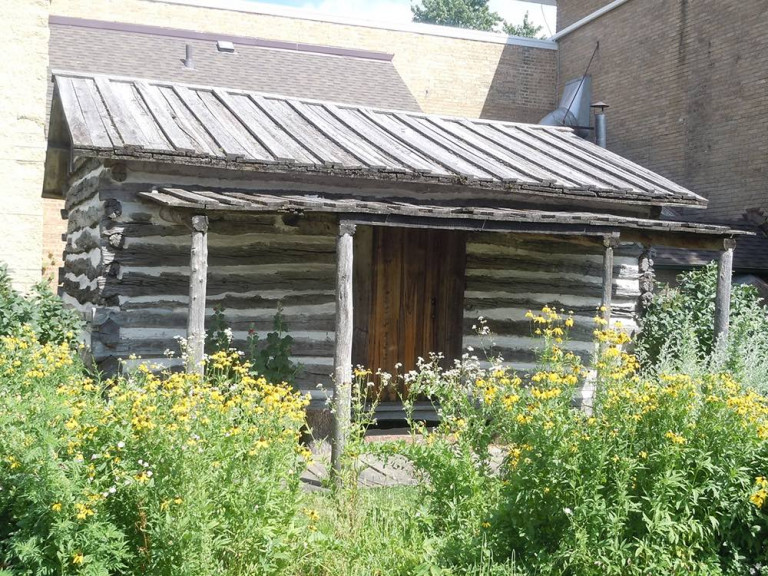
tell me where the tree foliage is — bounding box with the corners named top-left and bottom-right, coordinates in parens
top-left (503, 11), bottom-right (543, 38)
top-left (411, 0), bottom-right (544, 38)
top-left (411, 0), bottom-right (502, 31)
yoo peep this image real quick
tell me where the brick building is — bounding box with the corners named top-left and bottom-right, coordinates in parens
top-left (555, 0), bottom-right (768, 278)
top-left (3, 0), bottom-right (764, 293)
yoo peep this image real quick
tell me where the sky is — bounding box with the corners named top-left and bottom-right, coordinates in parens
top-left (249, 0), bottom-right (557, 37)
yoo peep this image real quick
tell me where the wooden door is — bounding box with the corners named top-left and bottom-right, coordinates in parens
top-left (364, 227), bottom-right (466, 401)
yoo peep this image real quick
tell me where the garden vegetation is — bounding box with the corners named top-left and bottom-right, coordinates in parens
top-left (0, 267), bottom-right (767, 575)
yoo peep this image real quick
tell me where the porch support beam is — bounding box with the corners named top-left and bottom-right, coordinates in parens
top-left (714, 238), bottom-right (737, 342)
top-left (601, 232), bottom-right (620, 323)
top-left (186, 214), bottom-right (209, 376)
top-left (331, 220), bottom-right (355, 484)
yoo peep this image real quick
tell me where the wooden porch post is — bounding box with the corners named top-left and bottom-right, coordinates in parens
top-left (331, 220), bottom-right (355, 483)
top-left (638, 244), bottom-right (655, 314)
top-left (601, 233), bottom-right (620, 323)
top-left (714, 238), bottom-right (736, 342)
top-left (186, 214), bottom-right (209, 376)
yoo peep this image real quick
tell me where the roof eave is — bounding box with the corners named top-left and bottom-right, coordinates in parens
top-left (71, 146), bottom-right (708, 211)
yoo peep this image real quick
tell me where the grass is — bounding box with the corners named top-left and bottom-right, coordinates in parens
top-left (292, 485), bottom-right (521, 576)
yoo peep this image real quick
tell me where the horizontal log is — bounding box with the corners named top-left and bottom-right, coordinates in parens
top-left (468, 233), bottom-right (642, 258)
top-left (66, 200), bottom-right (103, 231)
top-left (61, 278), bottom-right (102, 305)
top-left (102, 221), bottom-right (188, 239)
top-left (119, 290), bottom-right (335, 311)
top-left (101, 269), bottom-right (335, 299)
top-left (65, 227), bottom-right (101, 254)
top-left (621, 230), bottom-right (737, 251)
top-left (101, 189), bottom-right (338, 234)
top-left (91, 335), bottom-right (335, 360)
top-left (105, 242), bottom-right (336, 268)
top-left (65, 254), bottom-right (102, 278)
top-left (65, 166), bottom-right (108, 210)
top-left (464, 275), bottom-right (610, 298)
top-left (466, 252), bottom-right (609, 277)
top-left (96, 309), bottom-right (336, 332)
top-left (468, 232), bottom-right (605, 255)
top-left (462, 317), bottom-right (598, 341)
top-left (295, 365), bottom-right (333, 388)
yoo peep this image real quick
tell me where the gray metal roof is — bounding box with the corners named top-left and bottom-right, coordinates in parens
top-left (53, 71), bottom-right (707, 208)
top-left (49, 17), bottom-right (420, 112)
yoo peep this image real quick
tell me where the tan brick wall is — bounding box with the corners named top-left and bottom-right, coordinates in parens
top-left (50, 0), bottom-right (556, 120)
top-left (557, 0), bottom-right (768, 222)
top-left (42, 198), bottom-right (66, 287)
top-left (1, 0), bottom-right (49, 292)
top-left (557, 0), bottom-right (611, 31)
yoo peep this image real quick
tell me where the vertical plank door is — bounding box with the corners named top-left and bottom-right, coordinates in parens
top-left (366, 227), bottom-right (466, 400)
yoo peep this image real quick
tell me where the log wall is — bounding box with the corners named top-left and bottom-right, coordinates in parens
top-left (60, 161), bottom-right (642, 403)
top-left (463, 233), bottom-right (641, 372)
top-left (104, 201), bottom-right (337, 388)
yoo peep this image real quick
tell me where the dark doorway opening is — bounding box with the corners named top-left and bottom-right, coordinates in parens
top-left (353, 226), bottom-right (467, 403)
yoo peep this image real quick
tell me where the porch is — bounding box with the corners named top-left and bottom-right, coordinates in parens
top-left (139, 187), bottom-right (747, 474)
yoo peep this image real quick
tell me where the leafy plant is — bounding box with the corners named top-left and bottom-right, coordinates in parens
top-left (0, 263), bottom-right (80, 345)
top-left (0, 332), bottom-right (311, 575)
top-left (412, 0), bottom-right (502, 31)
top-left (246, 303), bottom-right (303, 386)
top-left (390, 307), bottom-right (768, 575)
top-left (205, 304), bottom-right (234, 355)
top-left (503, 12), bottom-right (542, 38)
top-left (205, 303), bottom-right (302, 387)
top-left (636, 263), bottom-right (768, 393)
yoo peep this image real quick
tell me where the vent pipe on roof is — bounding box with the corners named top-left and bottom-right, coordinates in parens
top-left (217, 40), bottom-right (236, 53)
top-left (183, 44), bottom-right (194, 69)
top-left (539, 76), bottom-right (593, 139)
top-left (591, 101), bottom-right (609, 148)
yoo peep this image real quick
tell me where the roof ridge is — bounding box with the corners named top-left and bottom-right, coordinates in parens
top-left (137, 0), bottom-right (558, 50)
top-left (50, 70), bottom-right (572, 131)
top-left (49, 15), bottom-right (394, 62)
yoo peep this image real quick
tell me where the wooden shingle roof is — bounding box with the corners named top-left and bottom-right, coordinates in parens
top-left (139, 188), bottom-right (747, 242)
top-left (52, 71), bottom-right (708, 208)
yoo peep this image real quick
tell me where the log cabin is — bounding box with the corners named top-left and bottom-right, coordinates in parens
top-left (45, 71), bottom-right (747, 453)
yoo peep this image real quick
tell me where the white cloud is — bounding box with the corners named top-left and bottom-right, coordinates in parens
top-left (280, 0), bottom-right (557, 35)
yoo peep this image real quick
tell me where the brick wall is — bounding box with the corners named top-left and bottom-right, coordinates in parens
top-left (557, 0), bottom-right (611, 31)
top-left (557, 0), bottom-right (768, 222)
top-left (50, 0), bottom-right (557, 120)
top-left (0, 0), bottom-right (50, 291)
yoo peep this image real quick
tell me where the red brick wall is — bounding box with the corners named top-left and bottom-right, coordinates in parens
top-left (557, 0), bottom-right (768, 222)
